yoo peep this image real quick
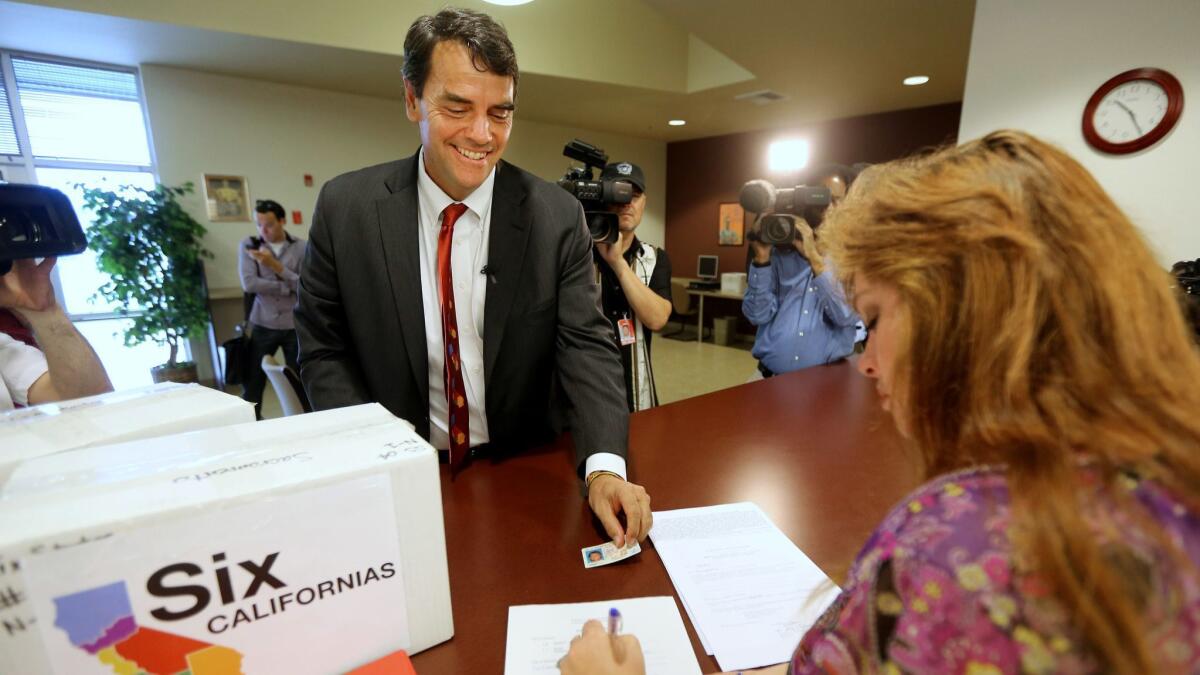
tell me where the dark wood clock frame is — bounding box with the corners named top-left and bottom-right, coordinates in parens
top-left (1082, 67), bottom-right (1184, 155)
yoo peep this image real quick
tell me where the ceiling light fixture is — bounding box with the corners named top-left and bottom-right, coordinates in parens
top-left (903, 75), bottom-right (930, 86)
top-left (482, 0), bottom-right (535, 5)
top-left (767, 139), bottom-right (810, 173)
top-left (668, 120), bottom-right (686, 126)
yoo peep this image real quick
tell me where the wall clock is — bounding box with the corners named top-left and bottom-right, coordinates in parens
top-left (1082, 67), bottom-right (1183, 155)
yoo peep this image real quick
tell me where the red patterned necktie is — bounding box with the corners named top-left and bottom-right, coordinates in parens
top-left (438, 202), bottom-right (471, 470)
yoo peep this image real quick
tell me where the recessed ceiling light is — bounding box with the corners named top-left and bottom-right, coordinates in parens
top-left (903, 75), bottom-right (930, 86)
top-left (768, 139), bottom-right (810, 173)
top-left (483, 0), bottom-right (534, 5)
top-left (668, 119), bottom-right (687, 126)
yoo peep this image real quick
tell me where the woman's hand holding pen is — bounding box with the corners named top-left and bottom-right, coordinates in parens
top-left (558, 618), bottom-right (645, 675)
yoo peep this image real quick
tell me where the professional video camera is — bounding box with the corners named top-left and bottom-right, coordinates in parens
top-left (557, 139), bottom-right (633, 245)
top-left (0, 183), bottom-right (87, 275)
top-left (739, 179), bottom-right (831, 246)
top-left (739, 164), bottom-right (865, 246)
top-left (1172, 258), bottom-right (1200, 341)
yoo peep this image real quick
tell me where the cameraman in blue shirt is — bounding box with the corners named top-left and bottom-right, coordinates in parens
top-left (743, 166), bottom-right (860, 377)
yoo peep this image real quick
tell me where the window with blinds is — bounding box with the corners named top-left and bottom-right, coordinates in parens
top-left (12, 57), bottom-right (151, 165)
top-left (0, 74), bottom-right (19, 155)
top-left (0, 51), bottom-right (171, 388)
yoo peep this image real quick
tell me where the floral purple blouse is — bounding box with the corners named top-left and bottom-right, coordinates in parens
top-left (791, 466), bottom-right (1200, 673)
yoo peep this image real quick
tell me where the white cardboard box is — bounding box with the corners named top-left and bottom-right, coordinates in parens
top-left (0, 404), bottom-right (452, 675)
top-left (1, 400), bottom-right (402, 501)
top-left (0, 383), bottom-right (255, 485)
top-left (721, 272), bottom-right (748, 295)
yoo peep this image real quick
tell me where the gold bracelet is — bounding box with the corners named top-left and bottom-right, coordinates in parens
top-left (585, 470), bottom-right (623, 491)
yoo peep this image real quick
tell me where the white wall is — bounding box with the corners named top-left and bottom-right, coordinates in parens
top-left (958, 0), bottom-right (1199, 264)
top-left (141, 65), bottom-right (666, 293)
top-left (142, 65), bottom-right (398, 291)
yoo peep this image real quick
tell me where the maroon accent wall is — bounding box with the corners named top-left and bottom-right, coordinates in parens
top-left (665, 102), bottom-right (962, 277)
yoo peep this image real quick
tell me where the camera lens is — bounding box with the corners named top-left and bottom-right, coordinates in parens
top-left (759, 214), bottom-right (796, 246)
top-left (587, 212), bottom-right (619, 245)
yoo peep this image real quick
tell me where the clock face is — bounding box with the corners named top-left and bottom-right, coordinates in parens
top-left (1083, 68), bottom-right (1183, 154)
top-left (1092, 79), bottom-right (1169, 143)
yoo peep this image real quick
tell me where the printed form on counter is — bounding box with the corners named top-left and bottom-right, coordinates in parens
top-left (650, 502), bottom-right (841, 672)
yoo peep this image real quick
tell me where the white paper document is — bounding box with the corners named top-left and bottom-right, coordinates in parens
top-left (650, 502), bottom-right (841, 672)
top-left (505, 596), bottom-right (701, 675)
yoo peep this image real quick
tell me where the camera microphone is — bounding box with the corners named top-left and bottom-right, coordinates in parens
top-left (739, 179), bottom-right (776, 214)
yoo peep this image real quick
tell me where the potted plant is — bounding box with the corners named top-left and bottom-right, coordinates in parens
top-left (81, 182), bottom-right (213, 383)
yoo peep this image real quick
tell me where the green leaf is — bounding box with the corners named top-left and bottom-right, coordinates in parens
top-left (81, 182), bottom-right (214, 368)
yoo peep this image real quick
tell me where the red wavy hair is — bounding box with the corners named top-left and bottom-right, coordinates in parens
top-left (824, 130), bottom-right (1200, 674)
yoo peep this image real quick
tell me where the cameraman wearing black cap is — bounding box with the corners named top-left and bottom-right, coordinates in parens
top-left (594, 161), bottom-right (672, 411)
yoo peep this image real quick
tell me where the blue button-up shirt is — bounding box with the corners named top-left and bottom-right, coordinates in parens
top-left (742, 248), bottom-right (859, 374)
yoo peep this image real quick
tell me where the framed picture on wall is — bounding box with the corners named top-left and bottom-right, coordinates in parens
top-left (718, 202), bottom-right (745, 246)
top-left (202, 174), bottom-right (251, 222)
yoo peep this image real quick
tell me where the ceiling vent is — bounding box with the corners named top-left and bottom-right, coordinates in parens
top-left (734, 89), bottom-right (787, 106)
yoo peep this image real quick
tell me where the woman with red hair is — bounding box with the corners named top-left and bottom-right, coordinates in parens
top-left (560, 131), bottom-right (1200, 674)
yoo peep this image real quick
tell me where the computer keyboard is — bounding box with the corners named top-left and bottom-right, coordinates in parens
top-left (687, 280), bottom-right (721, 290)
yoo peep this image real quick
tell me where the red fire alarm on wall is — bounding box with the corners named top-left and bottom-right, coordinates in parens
top-left (303, 174), bottom-right (313, 187)
top-left (292, 210), bottom-right (303, 225)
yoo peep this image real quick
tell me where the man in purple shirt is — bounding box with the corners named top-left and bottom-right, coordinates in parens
top-left (239, 199), bottom-right (306, 418)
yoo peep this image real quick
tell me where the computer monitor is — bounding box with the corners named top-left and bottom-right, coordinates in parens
top-left (697, 255), bottom-right (719, 280)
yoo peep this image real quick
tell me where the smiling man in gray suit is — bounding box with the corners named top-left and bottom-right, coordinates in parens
top-left (295, 7), bottom-right (651, 547)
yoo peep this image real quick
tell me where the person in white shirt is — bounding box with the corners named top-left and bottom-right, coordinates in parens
top-left (0, 257), bottom-right (112, 410)
top-left (295, 7), bottom-right (652, 547)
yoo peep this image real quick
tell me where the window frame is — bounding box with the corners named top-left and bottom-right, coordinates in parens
top-left (0, 49), bottom-right (161, 320)
top-left (0, 49), bottom-right (191, 380)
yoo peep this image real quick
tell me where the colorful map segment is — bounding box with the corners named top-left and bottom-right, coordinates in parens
top-left (52, 581), bottom-right (244, 675)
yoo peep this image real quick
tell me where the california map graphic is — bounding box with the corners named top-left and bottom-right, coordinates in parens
top-left (52, 581), bottom-right (244, 675)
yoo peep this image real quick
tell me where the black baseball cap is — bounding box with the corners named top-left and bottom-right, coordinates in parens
top-left (600, 161), bottom-right (645, 193)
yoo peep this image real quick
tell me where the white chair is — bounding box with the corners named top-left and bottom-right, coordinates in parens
top-left (261, 355), bottom-right (310, 417)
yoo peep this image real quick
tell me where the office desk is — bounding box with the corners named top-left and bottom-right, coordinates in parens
top-left (689, 287), bottom-right (745, 343)
top-left (411, 362), bottom-right (921, 673)
top-left (673, 277), bottom-right (745, 343)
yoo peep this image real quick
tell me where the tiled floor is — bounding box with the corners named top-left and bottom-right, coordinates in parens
top-left (651, 324), bottom-right (758, 405)
top-left (253, 322), bottom-right (758, 419)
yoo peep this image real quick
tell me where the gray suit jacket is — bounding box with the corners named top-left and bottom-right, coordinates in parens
top-left (238, 233), bottom-right (305, 330)
top-left (295, 152), bottom-right (629, 472)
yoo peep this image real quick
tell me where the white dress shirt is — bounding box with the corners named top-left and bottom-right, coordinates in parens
top-left (0, 332), bottom-right (48, 411)
top-left (414, 149), bottom-right (627, 480)
top-left (416, 148), bottom-right (493, 451)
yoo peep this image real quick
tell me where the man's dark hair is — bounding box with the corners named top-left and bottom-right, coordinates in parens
top-left (402, 7), bottom-right (519, 100)
top-left (255, 199), bottom-right (285, 221)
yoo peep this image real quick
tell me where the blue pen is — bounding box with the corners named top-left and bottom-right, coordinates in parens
top-left (608, 607), bottom-right (623, 659)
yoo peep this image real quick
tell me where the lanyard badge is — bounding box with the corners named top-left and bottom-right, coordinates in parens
top-left (617, 313), bottom-right (636, 346)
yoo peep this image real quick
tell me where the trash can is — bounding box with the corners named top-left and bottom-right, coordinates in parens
top-left (712, 316), bottom-right (737, 346)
